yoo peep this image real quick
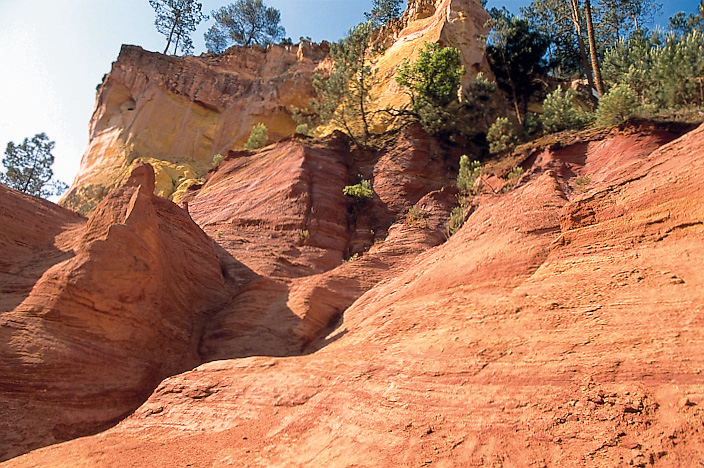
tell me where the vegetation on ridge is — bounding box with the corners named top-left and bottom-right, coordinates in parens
top-left (205, 0), bottom-right (286, 53)
top-left (1, 133), bottom-right (68, 198)
top-left (149, 0), bottom-right (207, 55)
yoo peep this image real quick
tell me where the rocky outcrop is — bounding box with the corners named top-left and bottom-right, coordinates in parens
top-left (5, 123), bottom-right (704, 467)
top-left (60, 43), bottom-right (329, 215)
top-left (0, 164), bottom-right (226, 461)
top-left (371, 0), bottom-right (492, 117)
top-left (2, 123), bottom-right (459, 463)
top-left (184, 127), bottom-right (457, 360)
top-left (60, 0), bottom-right (491, 213)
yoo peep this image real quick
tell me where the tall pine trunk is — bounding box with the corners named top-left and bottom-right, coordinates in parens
top-left (568, 0), bottom-right (596, 99)
top-left (584, 0), bottom-right (605, 97)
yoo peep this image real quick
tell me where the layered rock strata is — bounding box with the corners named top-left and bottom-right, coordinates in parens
top-left (60, 42), bottom-right (328, 214)
top-left (0, 164), bottom-right (226, 461)
top-left (5, 121), bottom-right (704, 466)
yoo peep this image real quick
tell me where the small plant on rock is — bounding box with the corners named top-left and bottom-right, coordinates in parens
top-left (446, 206), bottom-right (465, 237)
top-left (457, 155), bottom-right (481, 193)
top-left (487, 117), bottom-right (518, 154)
top-left (244, 122), bottom-right (268, 150)
top-left (405, 206), bottom-right (428, 228)
top-left (502, 166), bottom-right (524, 192)
top-left (212, 153), bottom-right (224, 167)
top-left (573, 175), bottom-right (592, 191)
top-left (295, 123), bottom-right (311, 136)
top-left (343, 179), bottom-right (373, 201)
top-left (596, 84), bottom-right (639, 127)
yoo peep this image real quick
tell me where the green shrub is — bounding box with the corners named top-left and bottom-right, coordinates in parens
top-left (211, 153), bottom-right (224, 167)
top-left (502, 166), bottom-right (524, 192)
top-left (596, 84), bottom-right (639, 126)
top-left (508, 166), bottom-right (524, 180)
top-left (574, 175), bottom-right (591, 189)
top-left (540, 87), bottom-right (593, 133)
top-left (462, 72), bottom-right (499, 129)
top-left (244, 123), bottom-right (268, 150)
top-left (457, 155), bottom-right (481, 192)
top-left (447, 206), bottom-right (465, 237)
top-left (405, 206), bottom-right (428, 227)
top-left (522, 112), bottom-right (542, 138)
top-left (343, 179), bottom-right (373, 200)
top-left (295, 123), bottom-right (311, 136)
top-left (396, 42), bottom-right (466, 134)
top-left (487, 117), bottom-right (518, 154)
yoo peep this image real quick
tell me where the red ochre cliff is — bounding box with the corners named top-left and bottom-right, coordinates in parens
top-left (3, 117), bottom-right (704, 466)
top-left (3, 0), bottom-right (704, 466)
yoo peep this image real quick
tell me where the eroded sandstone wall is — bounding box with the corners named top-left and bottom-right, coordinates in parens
top-left (60, 0), bottom-right (490, 214)
top-left (60, 43), bottom-right (328, 215)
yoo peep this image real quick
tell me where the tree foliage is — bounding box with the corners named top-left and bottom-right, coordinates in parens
top-left (457, 155), bottom-right (481, 193)
top-left (205, 0), bottom-right (285, 53)
top-left (461, 72), bottom-right (499, 131)
top-left (244, 123), bottom-right (268, 150)
top-left (603, 29), bottom-right (704, 109)
top-left (397, 42), bottom-right (465, 109)
top-left (365, 0), bottom-right (405, 27)
top-left (597, 0), bottom-right (661, 46)
top-left (520, 0), bottom-right (583, 78)
top-left (669, 0), bottom-right (704, 39)
top-left (312, 22), bottom-right (379, 144)
top-left (520, 0), bottom-right (660, 83)
top-left (395, 42), bottom-right (465, 134)
top-left (595, 83), bottom-right (638, 126)
top-left (1, 133), bottom-right (68, 198)
top-left (487, 8), bottom-right (549, 123)
top-left (540, 86), bottom-right (593, 133)
top-left (487, 117), bottom-right (518, 154)
top-left (149, 0), bottom-right (207, 55)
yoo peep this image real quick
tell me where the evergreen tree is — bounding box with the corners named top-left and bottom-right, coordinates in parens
top-left (395, 42), bottom-right (466, 134)
top-left (597, 0), bottom-right (661, 46)
top-left (205, 0), bottom-right (286, 53)
top-left (149, 0), bottom-right (207, 55)
top-left (312, 22), bottom-right (379, 144)
top-left (669, 0), bottom-right (704, 39)
top-left (520, 0), bottom-right (583, 78)
top-left (1, 133), bottom-right (68, 198)
top-left (365, 0), bottom-right (405, 27)
top-left (487, 8), bottom-right (549, 124)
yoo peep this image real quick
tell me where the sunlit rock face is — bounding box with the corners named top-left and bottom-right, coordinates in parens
top-left (60, 43), bottom-right (328, 215)
top-left (7, 121), bottom-right (704, 468)
top-left (59, 0), bottom-right (490, 214)
top-left (0, 163), bottom-right (227, 461)
top-left (370, 0), bottom-right (492, 119)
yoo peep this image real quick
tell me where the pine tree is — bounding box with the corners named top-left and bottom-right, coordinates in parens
top-left (365, 0), bottom-right (405, 27)
top-left (312, 22), bottom-right (378, 144)
top-left (1, 133), bottom-right (68, 198)
top-left (205, 0), bottom-right (285, 53)
top-left (149, 0), bottom-right (207, 55)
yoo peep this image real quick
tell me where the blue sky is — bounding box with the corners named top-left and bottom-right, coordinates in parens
top-left (0, 0), bottom-right (700, 191)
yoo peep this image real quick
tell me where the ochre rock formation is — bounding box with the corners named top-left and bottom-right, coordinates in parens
top-left (60, 42), bottom-right (328, 215)
top-left (4, 120), bottom-right (704, 466)
top-left (0, 163), bottom-right (226, 461)
top-left (60, 0), bottom-right (491, 213)
top-left (182, 126), bottom-right (458, 360)
top-left (371, 0), bottom-right (492, 118)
